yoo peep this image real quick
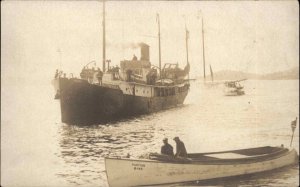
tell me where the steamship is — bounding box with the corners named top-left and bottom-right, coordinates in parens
top-left (57, 2), bottom-right (190, 125)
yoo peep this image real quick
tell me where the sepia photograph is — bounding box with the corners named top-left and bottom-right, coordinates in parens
top-left (1, 0), bottom-right (299, 186)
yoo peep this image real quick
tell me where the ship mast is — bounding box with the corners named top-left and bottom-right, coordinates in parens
top-left (201, 17), bottom-right (206, 81)
top-left (185, 24), bottom-right (190, 81)
top-left (156, 14), bottom-right (162, 80)
top-left (102, 0), bottom-right (106, 72)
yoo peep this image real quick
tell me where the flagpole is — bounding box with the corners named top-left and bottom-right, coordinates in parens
top-left (290, 117), bottom-right (297, 147)
top-left (102, 0), bottom-right (106, 72)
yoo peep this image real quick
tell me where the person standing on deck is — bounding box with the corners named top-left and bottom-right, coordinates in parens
top-left (132, 54), bottom-right (137, 61)
top-left (161, 138), bottom-right (174, 156)
top-left (114, 65), bottom-right (120, 79)
top-left (97, 68), bottom-right (103, 85)
top-left (173, 137), bottom-right (187, 158)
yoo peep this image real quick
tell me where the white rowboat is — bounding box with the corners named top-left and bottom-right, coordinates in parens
top-left (105, 146), bottom-right (298, 187)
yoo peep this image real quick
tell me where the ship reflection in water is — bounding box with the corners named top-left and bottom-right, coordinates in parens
top-left (55, 80), bottom-right (299, 186)
top-left (56, 115), bottom-right (157, 186)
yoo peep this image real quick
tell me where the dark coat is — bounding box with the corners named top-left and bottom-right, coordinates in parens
top-left (161, 143), bottom-right (174, 156)
top-left (175, 140), bottom-right (187, 158)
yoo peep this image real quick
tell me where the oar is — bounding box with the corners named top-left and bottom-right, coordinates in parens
top-left (290, 117), bottom-right (297, 147)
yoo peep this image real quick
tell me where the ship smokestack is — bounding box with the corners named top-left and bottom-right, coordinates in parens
top-left (140, 43), bottom-right (149, 61)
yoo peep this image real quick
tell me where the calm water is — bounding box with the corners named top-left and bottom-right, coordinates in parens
top-left (1, 80), bottom-right (299, 187)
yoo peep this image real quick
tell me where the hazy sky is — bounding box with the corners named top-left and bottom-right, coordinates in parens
top-left (1, 2), bottom-right (299, 185)
top-left (1, 0), bottom-right (299, 83)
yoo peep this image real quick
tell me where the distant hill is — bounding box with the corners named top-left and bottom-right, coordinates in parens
top-left (258, 67), bottom-right (299, 80)
top-left (196, 67), bottom-right (299, 81)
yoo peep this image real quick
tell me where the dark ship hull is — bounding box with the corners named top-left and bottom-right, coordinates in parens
top-left (60, 78), bottom-right (190, 125)
top-left (51, 77), bottom-right (69, 99)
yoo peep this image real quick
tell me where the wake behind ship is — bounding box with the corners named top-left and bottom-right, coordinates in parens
top-left (59, 43), bottom-right (190, 125)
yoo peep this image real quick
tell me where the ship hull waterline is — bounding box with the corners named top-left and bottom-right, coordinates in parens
top-left (59, 78), bottom-right (189, 125)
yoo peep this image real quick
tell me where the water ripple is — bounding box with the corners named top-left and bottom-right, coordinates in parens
top-left (54, 80), bottom-right (299, 186)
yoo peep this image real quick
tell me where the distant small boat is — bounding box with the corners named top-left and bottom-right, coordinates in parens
top-left (204, 64), bottom-right (222, 87)
top-left (200, 16), bottom-right (216, 87)
top-left (105, 146), bottom-right (298, 187)
top-left (223, 79), bottom-right (246, 96)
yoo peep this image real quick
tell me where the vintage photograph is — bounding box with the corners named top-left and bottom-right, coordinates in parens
top-left (1, 0), bottom-right (299, 186)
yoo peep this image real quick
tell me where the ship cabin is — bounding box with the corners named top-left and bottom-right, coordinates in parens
top-left (103, 43), bottom-right (158, 85)
top-left (161, 63), bottom-right (190, 83)
top-left (80, 66), bottom-right (103, 84)
top-left (119, 43), bottom-right (154, 84)
top-left (119, 59), bottom-right (151, 83)
top-left (100, 42), bottom-right (189, 98)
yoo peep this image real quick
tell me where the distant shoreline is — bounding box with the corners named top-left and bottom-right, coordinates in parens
top-left (195, 66), bottom-right (299, 81)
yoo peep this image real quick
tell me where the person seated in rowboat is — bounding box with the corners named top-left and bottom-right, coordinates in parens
top-left (161, 138), bottom-right (174, 156)
top-left (173, 137), bottom-right (187, 158)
